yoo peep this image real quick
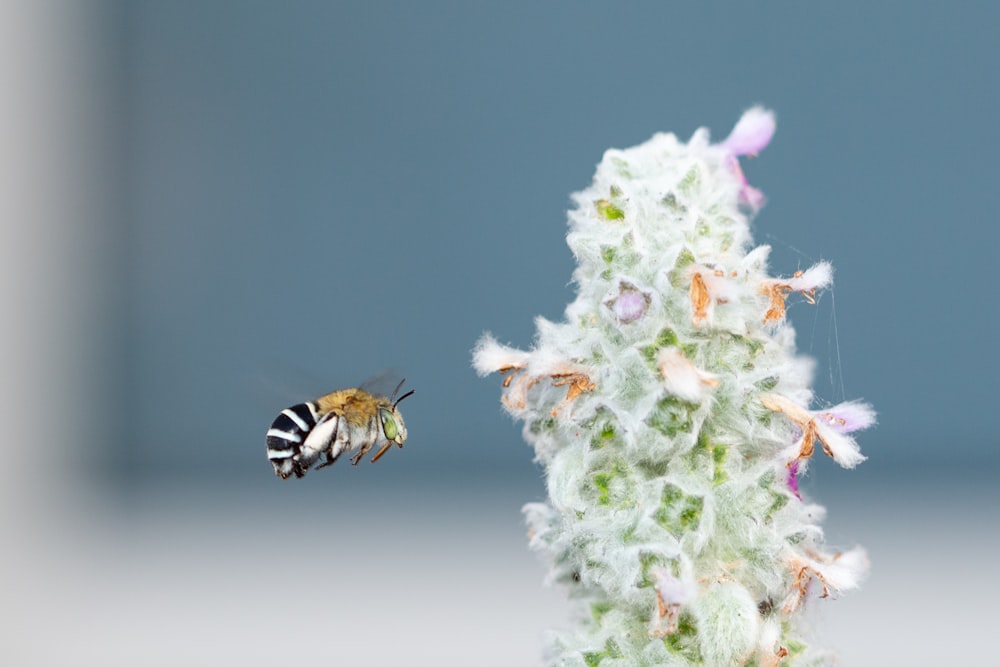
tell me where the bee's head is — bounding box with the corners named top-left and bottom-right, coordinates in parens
top-left (379, 405), bottom-right (407, 445)
top-left (380, 379), bottom-right (414, 446)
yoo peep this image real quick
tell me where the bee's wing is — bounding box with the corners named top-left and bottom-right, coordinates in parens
top-left (250, 362), bottom-right (331, 413)
top-left (359, 370), bottom-right (406, 401)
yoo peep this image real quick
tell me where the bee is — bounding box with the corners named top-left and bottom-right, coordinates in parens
top-left (266, 379), bottom-right (414, 479)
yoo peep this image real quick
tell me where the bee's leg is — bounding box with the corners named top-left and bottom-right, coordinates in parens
top-left (299, 413), bottom-right (340, 472)
top-left (350, 443), bottom-right (373, 466)
top-left (316, 450), bottom-right (341, 470)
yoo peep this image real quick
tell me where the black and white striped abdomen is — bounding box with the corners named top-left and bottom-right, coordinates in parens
top-left (266, 402), bottom-right (318, 479)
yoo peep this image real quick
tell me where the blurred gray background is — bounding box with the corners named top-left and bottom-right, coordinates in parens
top-left (2, 2), bottom-right (997, 665)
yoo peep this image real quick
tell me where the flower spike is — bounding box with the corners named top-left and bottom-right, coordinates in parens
top-left (475, 108), bottom-right (872, 665)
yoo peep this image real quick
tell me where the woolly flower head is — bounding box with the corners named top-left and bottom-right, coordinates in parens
top-left (474, 107), bottom-right (873, 666)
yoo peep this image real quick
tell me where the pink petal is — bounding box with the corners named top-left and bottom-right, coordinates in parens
top-left (721, 106), bottom-right (776, 156)
top-left (612, 290), bottom-right (648, 323)
top-left (786, 460), bottom-right (802, 499)
top-left (739, 184), bottom-right (766, 211)
top-left (652, 568), bottom-right (692, 605)
top-left (816, 401), bottom-right (877, 434)
top-left (726, 154), bottom-right (767, 211)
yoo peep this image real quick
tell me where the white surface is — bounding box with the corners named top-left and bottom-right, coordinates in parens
top-left (3, 475), bottom-right (996, 666)
top-left (5, 484), bottom-right (566, 666)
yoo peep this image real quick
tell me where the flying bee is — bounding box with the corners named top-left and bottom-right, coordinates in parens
top-left (266, 379), bottom-right (414, 479)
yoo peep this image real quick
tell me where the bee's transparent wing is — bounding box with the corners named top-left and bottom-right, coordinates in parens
top-left (359, 369), bottom-right (405, 400)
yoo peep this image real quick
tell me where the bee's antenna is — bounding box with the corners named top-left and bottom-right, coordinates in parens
top-left (394, 389), bottom-right (415, 409)
top-left (389, 378), bottom-right (407, 402)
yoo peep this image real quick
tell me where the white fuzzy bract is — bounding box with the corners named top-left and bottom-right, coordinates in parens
top-left (657, 348), bottom-right (719, 403)
top-left (473, 108), bottom-right (873, 665)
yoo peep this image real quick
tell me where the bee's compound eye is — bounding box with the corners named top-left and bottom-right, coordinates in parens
top-left (380, 408), bottom-right (398, 440)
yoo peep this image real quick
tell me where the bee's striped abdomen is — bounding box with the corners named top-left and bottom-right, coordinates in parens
top-left (266, 402), bottom-right (317, 479)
